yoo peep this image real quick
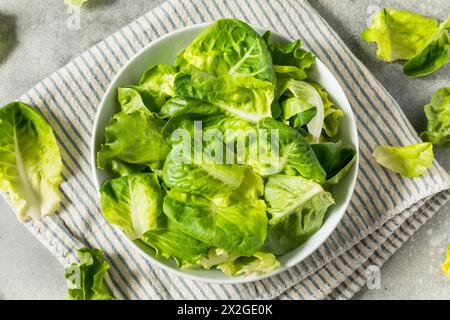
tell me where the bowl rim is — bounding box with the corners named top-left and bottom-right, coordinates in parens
top-left (91, 22), bottom-right (359, 284)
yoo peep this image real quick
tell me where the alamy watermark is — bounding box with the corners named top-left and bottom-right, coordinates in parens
top-left (66, 6), bottom-right (81, 31)
top-left (365, 265), bottom-right (381, 290)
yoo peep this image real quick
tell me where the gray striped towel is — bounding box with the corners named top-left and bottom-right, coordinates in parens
top-left (16, 0), bottom-right (450, 299)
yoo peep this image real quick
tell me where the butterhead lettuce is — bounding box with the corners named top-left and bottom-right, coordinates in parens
top-left (96, 18), bottom-right (355, 277)
top-left (263, 176), bottom-right (334, 255)
top-left (182, 19), bottom-right (275, 82)
top-left (420, 87), bottom-right (450, 147)
top-left (264, 32), bottom-right (315, 80)
top-left (100, 173), bottom-right (164, 240)
top-left (442, 243), bottom-right (450, 279)
top-left (363, 8), bottom-right (450, 77)
top-left (163, 190), bottom-right (267, 256)
top-left (373, 142), bottom-right (434, 178)
top-left (0, 102), bottom-right (62, 221)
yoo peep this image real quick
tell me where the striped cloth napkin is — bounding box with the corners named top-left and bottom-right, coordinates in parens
top-left (17, 0), bottom-right (450, 299)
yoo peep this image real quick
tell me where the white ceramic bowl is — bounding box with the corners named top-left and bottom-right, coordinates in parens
top-left (91, 23), bottom-right (359, 284)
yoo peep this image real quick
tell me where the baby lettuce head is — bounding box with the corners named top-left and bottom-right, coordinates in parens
top-left (363, 8), bottom-right (450, 77)
top-left (421, 87), bottom-right (450, 147)
top-left (0, 102), bottom-right (62, 221)
top-left (96, 18), bottom-right (356, 277)
top-left (373, 142), bottom-right (434, 178)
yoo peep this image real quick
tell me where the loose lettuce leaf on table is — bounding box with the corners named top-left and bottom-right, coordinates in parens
top-left (182, 19), bottom-right (275, 81)
top-left (139, 64), bottom-right (178, 107)
top-left (97, 110), bottom-right (170, 170)
top-left (421, 87), bottom-right (450, 147)
top-left (312, 142), bottom-right (356, 185)
top-left (363, 8), bottom-right (450, 76)
top-left (403, 18), bottom-right (450, 77)
top-left (65, 248), bottom-right (115, 300)
top-left (263, 32), bottom-right (315, 80)
top-left (174, 71), bottom-right (274, 123)
top-left (141, 227), bottom-right (209, 266)
top-left (373, 142), bottom-right (434, 178)
top-left (100, 173), bottom-right (164, 240)
top-left (442, 243), bottom-right (450, 279)
top-left (163, 190), bottom-right (267, 256)
top-left (0, 102), bottom-right (62, 221)
top-left (362, 8), bottom-right (441, 62)
top-left (264, 190), bottom-right (334, 255)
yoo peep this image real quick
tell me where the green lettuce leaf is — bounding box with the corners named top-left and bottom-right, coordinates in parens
top-left (310, 82), bottom-right (344, 138)
top-left (403, 17), bottom-right (450, 77)
top-left (0, 102), bottom-right (62, 221)
top-left (163, 144), bottom-right (247, 206)
top-left (65, 248), bottom-right (115, 300)
top-left (65, 0), bottom-right (88, 7)
top-left (249, 118), bottom-right (326, 183)
top-left (197, 248), bottom-right (240, 269)
top-left (442, 243), bottom-right (450, 279)
top-left (264, 32), bottom-right (315, 80)
top-left (363, 8), bottom-right (450, 76)
top-left (99, 173), bottom-right (164, 240)
top-left (174, 71), bottom-right (274, 123)
top-left (218, 252), bottom-right (280, 277)
top-left (163, 190), bottom-right (267, 256)
top-left (97, 110), bottom-right (170, 170)
top-left (373, 142), bottom-right (434, 178)
top-left (109, 160), bottom-right (147, 177)
top-left (362, 8), bottom-right (441, 62)
top-left (139, 64), bottom-right (177, 107)
top-left (118, 86), bottom-right (159, 114)
top-left (264, 174), bottom-right (327, 225)
top-left (281, 97), bottom-right (317, 127)
top-left (197, 248), bottom-right (279, 277)
top-left (160, 97), bottom-right (222, 118)
top-left (182, 19), bottom-right (275, 81)
top-left (281, 79), bottom-right (324, 142)
top-left (141, 227), bottom-right (209, 266)
top-left (312, 142), bottom-right (356, 185)
top-left (230, 168), bottom-right (264, 203)
top-left (421, 87), bottom-right (450, 147)
top-left (264, 192), bottom-right (334, 255)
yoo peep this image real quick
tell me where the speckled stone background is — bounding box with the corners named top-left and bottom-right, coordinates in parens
top-left (0, 0), bottom-right (449, 299)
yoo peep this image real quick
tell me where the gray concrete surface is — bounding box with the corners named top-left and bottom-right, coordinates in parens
top-left (0, 0), bottom-right (449, 300)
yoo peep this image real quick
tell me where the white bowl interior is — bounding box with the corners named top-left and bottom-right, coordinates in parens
top-left (91, 23), bottom-right (359, 284)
